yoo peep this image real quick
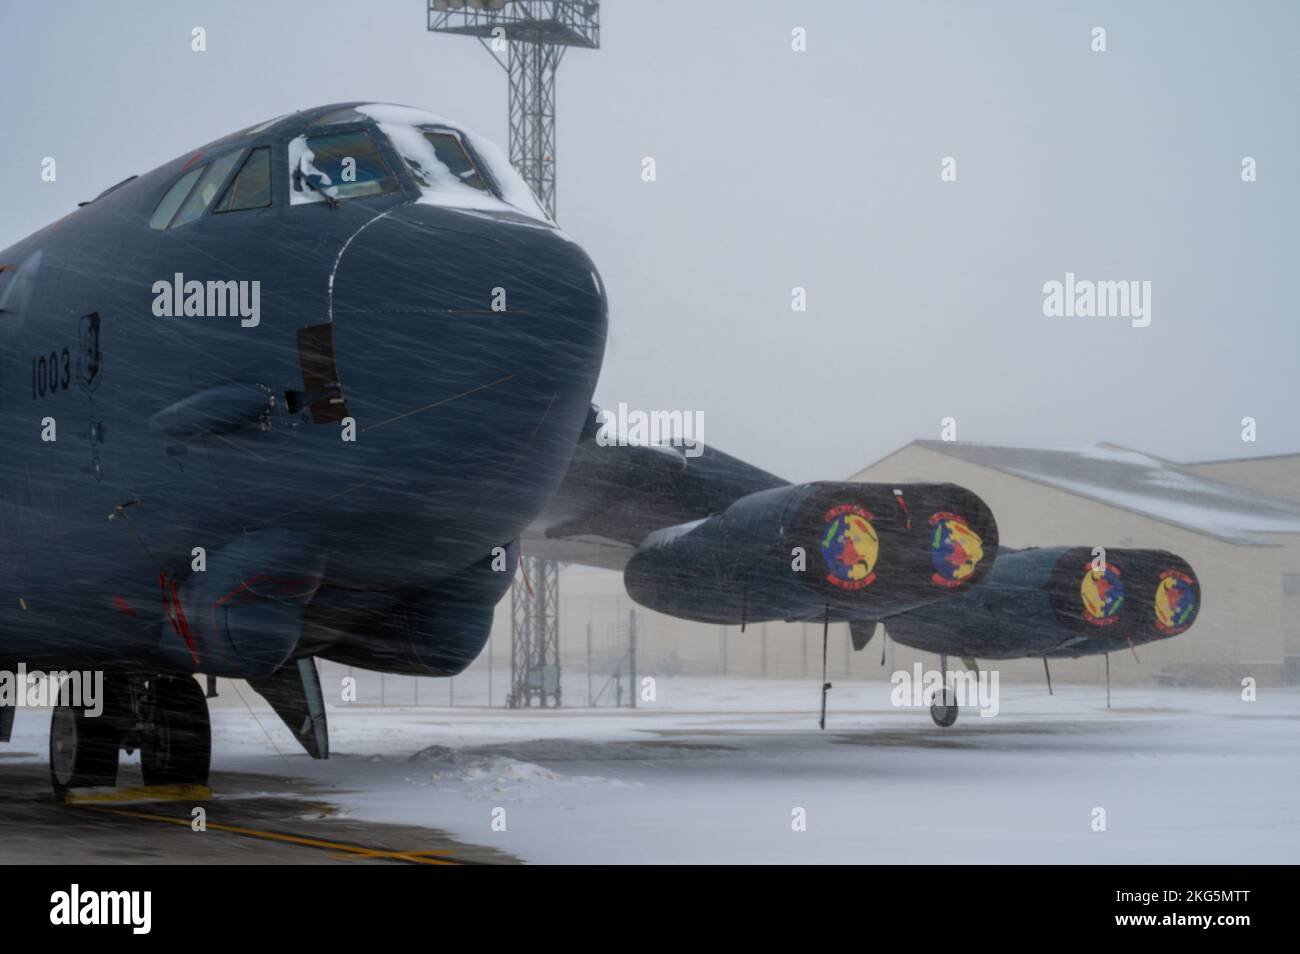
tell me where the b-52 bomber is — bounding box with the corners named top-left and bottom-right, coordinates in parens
top-left (0, 103), bottom-right (1199, 793)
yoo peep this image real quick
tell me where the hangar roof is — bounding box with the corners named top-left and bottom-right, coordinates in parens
top-left (906, 441), bottom-right (1300, 545)
top-left (1182, 450), bottom-right (1300, 466)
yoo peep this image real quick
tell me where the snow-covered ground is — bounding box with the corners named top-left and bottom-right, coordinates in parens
top-left (8, 678), bottom-right (1300, 863)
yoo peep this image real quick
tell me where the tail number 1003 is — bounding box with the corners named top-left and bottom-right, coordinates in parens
top-left (32, 347), bottom-right (71, 399)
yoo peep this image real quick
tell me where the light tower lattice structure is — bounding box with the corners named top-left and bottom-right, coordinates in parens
top-left (428, 1), bottom-right (600, 708)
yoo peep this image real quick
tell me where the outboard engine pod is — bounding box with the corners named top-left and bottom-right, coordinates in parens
top-left (884, 545), bottom-right (1201, 659)
top-left (1046, 547), bottom-right (1201, 643)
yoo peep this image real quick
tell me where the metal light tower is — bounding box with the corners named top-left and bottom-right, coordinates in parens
top-left (427, 0), bottom-right (600, 219)
top-left (428, 1), bottom-right (600, 707)
top-left (507, 557), bottom-right (561, 709)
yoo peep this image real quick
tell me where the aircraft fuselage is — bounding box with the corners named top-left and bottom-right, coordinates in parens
top-left (0, 103), bottom-right (608, 676)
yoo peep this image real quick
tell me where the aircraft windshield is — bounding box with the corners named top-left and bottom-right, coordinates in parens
top-left (288, 129), bottom-right (397, 206)
top-left (405, 130), bottom-right (490, 194)
top-left (356, 103), bottom-right (552, 223)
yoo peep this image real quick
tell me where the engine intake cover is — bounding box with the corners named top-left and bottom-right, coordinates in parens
top-left (884, 545), bottom-right (1201, 659)
top-left (623, 481), bottom-right (998, 625)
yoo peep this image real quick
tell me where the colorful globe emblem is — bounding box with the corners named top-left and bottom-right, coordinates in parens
top-left (929, 512), bottom-right (984, 588)
top-left (819, 504), bottom-right (879, 590)
top-left (1080, 562), bottom-right (1124, 626)
top-left (1154, 569), bottom-right (1197, 634)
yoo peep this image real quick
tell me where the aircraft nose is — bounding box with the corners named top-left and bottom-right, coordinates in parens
top-left (324, 203), bottom-right (608, 547)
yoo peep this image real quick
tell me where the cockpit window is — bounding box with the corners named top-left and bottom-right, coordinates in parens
top-left (288, 130), bottom-right (396, 205)
top-left (148, 166), bottom-right (204, 230)
top-left (355, 103), bottom-right (551, 222)
top-left (170, 151), bottom-right (244, 228)
top-left (413, 131), bottom-right (489, 193)
top-left (215, 147), bottom-right (272, 213)
top-left (309, 107), bottom-right (366, 127)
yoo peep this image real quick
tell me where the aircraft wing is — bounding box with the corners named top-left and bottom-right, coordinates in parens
top-left (522, 407), bottom-right (1002, 629)
top-left (521, 411), bottom-right (789, 571)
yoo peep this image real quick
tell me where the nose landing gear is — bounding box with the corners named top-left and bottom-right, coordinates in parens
top-left (48, 703), bottom-right (120, 795)
top-left (139, 676), bottom-right (212, 789)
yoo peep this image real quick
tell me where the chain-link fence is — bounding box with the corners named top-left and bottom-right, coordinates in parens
top-left (306, 608), bottom-right (639, 709)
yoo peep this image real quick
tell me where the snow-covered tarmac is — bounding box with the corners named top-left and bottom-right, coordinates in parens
top-left (7, 678), bottom-right (1298, 863)
top-left (221, 679), bottom-right (1300, 863)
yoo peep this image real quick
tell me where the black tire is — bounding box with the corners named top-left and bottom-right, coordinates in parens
top-left (930, 688), bottom-right (959, 727)
top-left (141, 676), bottom-right (211, 787)
top-left (49, 703), bottom-right (120, 796)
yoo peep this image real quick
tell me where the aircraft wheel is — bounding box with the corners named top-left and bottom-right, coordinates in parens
top-left (930, 688), bottom-right (959, 727)
top-left (141, 676), bottom-right (211, 788)
top-left (49, 703), bottom-right (120, 796)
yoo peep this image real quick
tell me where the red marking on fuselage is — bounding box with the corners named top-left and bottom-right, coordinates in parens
top-left (210, 574), bottom-right (321, 611)
top-left (204, 574), bottom-right (322, 655)
top-left (893, 493), bottom-right (911, 529)
top-left (160, 572), bottom-right (200, 668)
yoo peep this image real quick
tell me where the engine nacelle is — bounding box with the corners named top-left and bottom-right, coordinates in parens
top-left (884, 545), bottom-right (1201, 659)
top-left (624, 481), bottom-right (998, 624)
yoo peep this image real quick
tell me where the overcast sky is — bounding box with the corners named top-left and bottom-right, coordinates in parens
top-left (3, 1), bottom-right (1296, 482)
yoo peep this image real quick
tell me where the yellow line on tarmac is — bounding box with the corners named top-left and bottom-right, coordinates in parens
top-left (65, 784), bottom-right (212, 804)
top-left (82, 805), bottom-right (464, 865)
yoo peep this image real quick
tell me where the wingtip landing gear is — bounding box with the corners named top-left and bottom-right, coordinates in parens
top-left (929, 687), bottom-right (959, 727)
top-left (928, 652), bottom-right (960, 727)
